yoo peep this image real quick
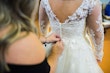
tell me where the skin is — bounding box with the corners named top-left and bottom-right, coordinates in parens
top-left (48, 0), bottom-right (83, 23)
top-left (39, 0), bottom-right (83, 43)
top-left (0, 0), bottom-right (64, 73)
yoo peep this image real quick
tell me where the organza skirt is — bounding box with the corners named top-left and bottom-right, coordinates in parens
top-left (45, 35), bottom-right (103, 73)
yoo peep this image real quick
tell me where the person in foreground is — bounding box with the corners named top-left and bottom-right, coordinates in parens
top-left (39, 0), bottom-right (104, 73)
top-left (0, 0), bottom-right (64, 73)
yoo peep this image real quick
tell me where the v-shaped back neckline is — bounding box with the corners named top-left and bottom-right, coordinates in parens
top-left (47, 0), bottom-right (85, 24)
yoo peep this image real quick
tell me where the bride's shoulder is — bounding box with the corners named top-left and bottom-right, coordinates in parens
top-left (89, 0), bottom-right (101, 3)
top-left (87, 0), bottom-right (101, 14)
top-left (88, 0), bottom-right (101, 7)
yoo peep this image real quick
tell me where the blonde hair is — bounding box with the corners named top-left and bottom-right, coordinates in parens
top-left (0, 0), bottom-right (38, 72)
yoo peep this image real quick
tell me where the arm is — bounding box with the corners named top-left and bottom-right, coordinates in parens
top-left (39, 0), bottom-right (49, 36)
top-left (39, 1), bottom-right (51, 43)
top-left (39, 1), bottom-right (61, 43)
top-left (6, 32), bottom-right (64, 73)
top-left (86, 0), bottom-right (104, 62)
top-left (47, 41), bottom-right (64, 73)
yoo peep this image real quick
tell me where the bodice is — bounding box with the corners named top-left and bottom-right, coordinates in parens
top-left (50, 19), bottom-right (86, 38)
top-left (41, 0), bottom-right (94, 38)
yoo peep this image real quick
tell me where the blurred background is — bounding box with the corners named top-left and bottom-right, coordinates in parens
top-left (100, 0), bottom-right (110, 73)
top-left (101, 0), bottom-right (109, 3)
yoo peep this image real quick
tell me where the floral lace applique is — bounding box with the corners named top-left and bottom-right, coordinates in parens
top-left (87, 0), bottom-right (104, 61)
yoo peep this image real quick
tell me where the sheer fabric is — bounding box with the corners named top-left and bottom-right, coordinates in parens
top-left (39, 0), bottom-right (104, 73)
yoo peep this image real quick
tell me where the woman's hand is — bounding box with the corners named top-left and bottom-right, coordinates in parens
top-left (39, 33), bottom-right (61, 43)
top-left (51, 40), bottom-right (64, 57)
top-left (46, 33), bottom-right (61, 43)
top-left (47, 40), bottom-right (64, 73)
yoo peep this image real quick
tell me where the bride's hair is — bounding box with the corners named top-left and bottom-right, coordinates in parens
top-left (0, 0), bottom-right (38, 72)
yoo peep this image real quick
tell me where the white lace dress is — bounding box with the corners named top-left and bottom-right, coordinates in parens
top-left (39, 0), bottom-right (104, 73)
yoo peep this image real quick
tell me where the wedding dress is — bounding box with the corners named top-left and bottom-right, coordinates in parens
top-left (40, 0), bottom-right (104, 73)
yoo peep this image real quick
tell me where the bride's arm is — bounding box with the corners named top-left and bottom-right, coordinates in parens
top-left (86, 0), bottom-right (104, 62)
top-left (39, 1), bottom-right (61, 43)
top-left (39, 0), bottom-right (49, 36)
top-left (38, 0), bottom-right (50, 43)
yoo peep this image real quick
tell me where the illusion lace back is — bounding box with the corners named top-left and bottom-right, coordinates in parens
top-left (40, 0), bottom-right (104, 73)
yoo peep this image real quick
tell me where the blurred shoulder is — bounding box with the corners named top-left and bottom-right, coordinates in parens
top-left (5, 32), bottom-right (46, 65)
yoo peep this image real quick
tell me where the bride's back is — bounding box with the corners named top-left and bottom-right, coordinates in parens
top-left (48, 0), bottom-right (83, 23)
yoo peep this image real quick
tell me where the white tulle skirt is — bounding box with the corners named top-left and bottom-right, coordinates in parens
top-left (45, 36), bottom-right (103, 73)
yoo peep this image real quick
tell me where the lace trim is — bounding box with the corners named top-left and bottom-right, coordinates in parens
top-left (43, 0), bottom-right (91, 24)
top-left (89, 29), bottom-right (104, 60)
top-left (41, 0), bottom-right (45, 8)
top-left (40, 20), bottom-right (47, 34)
top-left (42, 0), bottom-right (101, 24)
top-left (96, 12), bottom-right (104, 61)
top-left (87, 0), bottom-right (104, 61)
top-left (96, 6), bottom-right (103, 33)
top-left (89, 13), bottom-right (104, 61)
top-left (89, 0), bottom-right (101, 15)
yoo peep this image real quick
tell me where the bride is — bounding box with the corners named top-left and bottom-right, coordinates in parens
top-left (39, 0), bottom-right (104, 73)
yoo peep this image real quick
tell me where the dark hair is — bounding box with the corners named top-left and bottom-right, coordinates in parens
top-left (0, 0), bottom-right (38, 72)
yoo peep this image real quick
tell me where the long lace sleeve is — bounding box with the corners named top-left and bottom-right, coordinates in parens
top-left (86, 0), bottom-right (104, 61)
top-left (39, 0), bottom-right (49, 35)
